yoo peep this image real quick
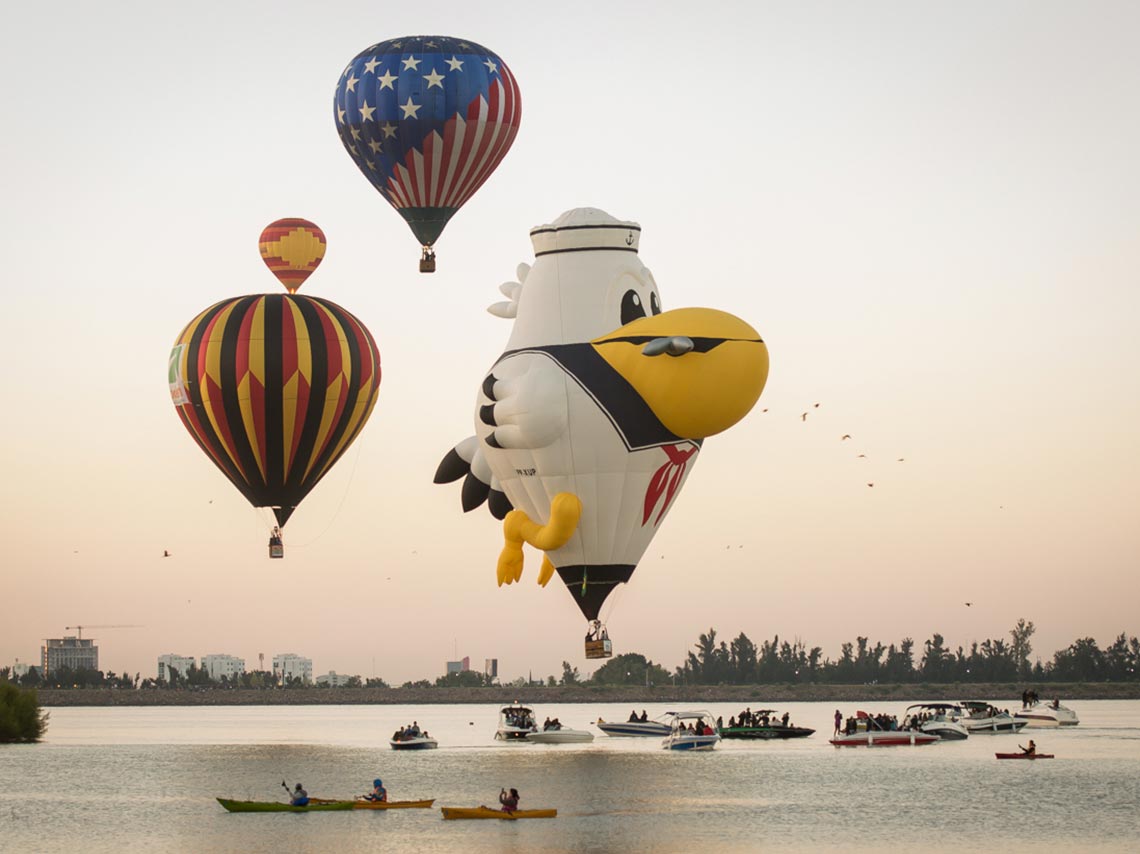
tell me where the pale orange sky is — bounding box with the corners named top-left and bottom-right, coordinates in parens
top-left (2, 2), bottom-right (1138, 684)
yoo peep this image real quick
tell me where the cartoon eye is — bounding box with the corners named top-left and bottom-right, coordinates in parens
top-left (620, 290), bottom-right (647, 325)
top-left (650, 292), bottom-right (661, 316)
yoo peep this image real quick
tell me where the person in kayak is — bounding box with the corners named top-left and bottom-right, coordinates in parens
top-left (499, 788), bottom-right (519, 814)
top-left (1020, 739), bottom-right (1037, 756)
top-left (283, 782), bottom-right (309, 806)
top-left (363, 778), bottom-right (387, 802)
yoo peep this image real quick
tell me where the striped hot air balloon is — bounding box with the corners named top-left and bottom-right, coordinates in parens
top-left (334, 35), bottom-right (522, 271)
top-left (169, 294), bottom-right (381, 533)
top-left (258, 219), bottom-right (327, 293)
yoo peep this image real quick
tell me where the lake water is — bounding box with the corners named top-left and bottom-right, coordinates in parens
top-left (3, 700), bottom-right (1138, 853)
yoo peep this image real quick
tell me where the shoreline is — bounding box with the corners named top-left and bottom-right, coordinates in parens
top-left (34, 682), bottom-right (1140, 707)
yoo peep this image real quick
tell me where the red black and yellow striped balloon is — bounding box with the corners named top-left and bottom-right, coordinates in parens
top-left (169, 294), bottom-right (381, 528)
top-left (258, 219), bottom-right (327, 293)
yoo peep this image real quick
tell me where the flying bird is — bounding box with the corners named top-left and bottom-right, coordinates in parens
top-left (857, 454), bottom-right (867, 459)
top-left (801, 412), bottom-right (808, 421)
top-left (965, 602), bottom-right (972, 607)
top-left (814, 403), bottom-right (820, 408)
top-left (841, 434), bottom-right (851, 441)
top-left (163, 550), bottom-right (171, 557)
top-left (867, 483), bottom-right (874, 487)
top-left (897, 458), bottom-right (905, 462)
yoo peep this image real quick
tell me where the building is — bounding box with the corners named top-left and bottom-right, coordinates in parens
top-left (200, 654), bottom-right (245, 682)
top-left (315, 671), bottom-right (353, 687)
top-left (273, 653), bottom-right (312, 685)
top-left (157, 654), bottom-right (197, 682)
top-left (11, 660), bottom-right (35, 679)
top-left (41, 636), bottom-right (98, 677)
top-left (484, 658), bottom-right (498, 679)
top-left (446, 656), bottom-right (470, 675)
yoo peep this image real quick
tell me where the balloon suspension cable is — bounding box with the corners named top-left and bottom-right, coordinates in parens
top-left (419, 245), bottom-right (436, 274)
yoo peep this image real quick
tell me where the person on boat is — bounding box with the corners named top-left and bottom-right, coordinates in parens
top-left (628, 710), bottom-right (639, 722)
top-left (728, 716), bottom-right (737, 728)
top-left (1020, 740), bottom-right (1037, 756)
top-left (781, 711), bottom-right (790, 727)
top-left (834, 709), bottom-right (842, 736)
top-left (499, 787), bottom-right (519, 814)
top-left (363, 778), bottom-right (387, 803)
top-left (1051, 698), bottom-right (1060, 710)
top-left (640, 710), bottom-right (648, 721)
top-left (716, 715), bottom-right (724, 730)
top-left (287, 783), bottom-right (309, 806)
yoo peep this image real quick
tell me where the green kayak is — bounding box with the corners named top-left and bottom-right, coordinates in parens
top-left (217, 798), bottom-right (354, 813)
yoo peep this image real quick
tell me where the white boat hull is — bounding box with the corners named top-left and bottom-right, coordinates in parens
top-left (1014, 704), bottom-right (1079, 727)
top-left (526, 729), bottom-right (595, 744)
top-left (596, 720), bottom-right (672, 737)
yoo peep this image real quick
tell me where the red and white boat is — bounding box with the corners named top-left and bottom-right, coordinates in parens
top-left (830, 711), bottom-right (940, 747)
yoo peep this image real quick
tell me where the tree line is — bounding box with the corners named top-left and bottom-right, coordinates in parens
top-left (4, 619), bottom-right (1137, 689)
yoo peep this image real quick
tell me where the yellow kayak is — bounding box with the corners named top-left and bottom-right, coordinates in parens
top-left (440, 806), bottom-right (556, 820)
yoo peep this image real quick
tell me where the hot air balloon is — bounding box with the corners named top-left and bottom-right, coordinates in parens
top-left (333, 35), bottom-right (522, 273)
top-left (169, 293), bottom-right (380, 556)
top-left (259, 218), bottom-right (327, 293)
top-left (435, 209), bottom-right (769, 657)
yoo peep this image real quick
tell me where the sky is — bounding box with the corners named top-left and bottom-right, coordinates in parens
top-left (1, 1), bottom-right (1137, 685)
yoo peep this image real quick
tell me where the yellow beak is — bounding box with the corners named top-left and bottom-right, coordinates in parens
top-left (591, 307), bottom-right (769, 439)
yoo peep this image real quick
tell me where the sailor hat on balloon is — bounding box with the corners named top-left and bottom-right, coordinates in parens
top-left (436, 208), bottom-right (769, 656)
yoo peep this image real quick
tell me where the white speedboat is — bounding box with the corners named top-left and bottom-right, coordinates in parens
top-left (389, 734), bottom-right (438, 750)
top-left (831, 712), bottom-right (939, 747)
top-left (526, 725), bottom-right (594, 744)
top-left (959, 701), bottom-right (1028, 734)
top-left (494, 704), bottom-right (538, 741)
top-left (595, 712), bottom-right (675, 737)
top-left (1014, 699), bottom-right (1079, 727)
top-left (662, 710), bottom-right (720, 751)
top-left (901, 703), bottom-right (970, 740)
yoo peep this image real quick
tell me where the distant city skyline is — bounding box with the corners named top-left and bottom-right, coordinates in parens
top-left (2, 2), bottom-right (1137, 684)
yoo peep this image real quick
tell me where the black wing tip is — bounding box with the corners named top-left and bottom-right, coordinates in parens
top-left (433, 448), bottom-right (470, 484)
top-left (461, 472), bottom-right (491, 512)
top-left (488, 489), bottom-right (513, 520)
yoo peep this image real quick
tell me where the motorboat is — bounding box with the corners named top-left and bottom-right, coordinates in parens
top-left (959, 701), bottom-right (1028, 734)
top-left (526, 724), bottom-right (594, 744)
top-left (662, 710), bottom-right (720, 751)
top-left (494, 704), bottom-right (538, 741)
top-left (830, 711), bottom-right (940, 747)
top-left (389, 734), bottom-right (438, 750)
top-left (901, 703), bottom-right (969, 740)
top-left (1014, 698), bottom-right (1079, 727)
top-left (720, 709), bottom-right (814, 740)
top-left (595, 712), bottom-right (675, 737)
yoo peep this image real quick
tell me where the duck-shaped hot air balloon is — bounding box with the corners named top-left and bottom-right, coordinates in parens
top-left (334, 35), bottom-right (522, 272)
top-left (435, 209), bottom-right (769, 657)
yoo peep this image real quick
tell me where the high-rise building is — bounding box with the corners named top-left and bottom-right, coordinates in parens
top-left (446, 655), bottom-right (470, 675)
top-left (41, 636), bottom-right (98, 676)
top-left (272, 653), bottom-right (312, 684)
top-left (200, 654), bottom-right (245, 682)
top-left (157, 654), bottom-right (197, 682)
top-left (484, 658), bottom-right (498, 679)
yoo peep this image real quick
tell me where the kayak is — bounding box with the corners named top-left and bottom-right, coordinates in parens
top-left (217, 798), bottom-right (354, 812)
top-left (440, 806), bottom-right (557, 820)
top-left (996, 752), bottom-right (1054, 760)
top-left (309, 797), bottom-right (435, 810)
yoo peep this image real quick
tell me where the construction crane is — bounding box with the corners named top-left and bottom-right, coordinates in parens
top-left (65, 625), bottom-right (143, 640)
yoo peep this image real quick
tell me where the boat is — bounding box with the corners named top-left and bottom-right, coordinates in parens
top-left (309, 798), bottom-right (436, 810)
top-left (996, 752), bottom-right (1054, 760)
top-left (959, 701), bottom-right (1028, 734)
top-left (1014, 698), bottom-right (1079, 727)
top-left (526, 724), bottom-right (594, 744)
top-left (662, 710), bottom-right (720, 751)
top-left (719, 709), bottom-right (814, 740)
top-left (494, 703), bottom-right (538, 741)
top-left (901, 703), bottom-right (970, 740)
top-left (389, 734), bottom-right (438, 750)
top-left (216, 798), bottom-right (354, 813)
top-left (830, 711), bottom-right (940, 746)
top-left (595, 712), bottom-right (675, 737)
top-left (440, 806), bottom-right (557, 820)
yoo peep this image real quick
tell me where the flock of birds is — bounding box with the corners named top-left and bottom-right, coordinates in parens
top-left (784, 401), bottom-right (906, 488)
